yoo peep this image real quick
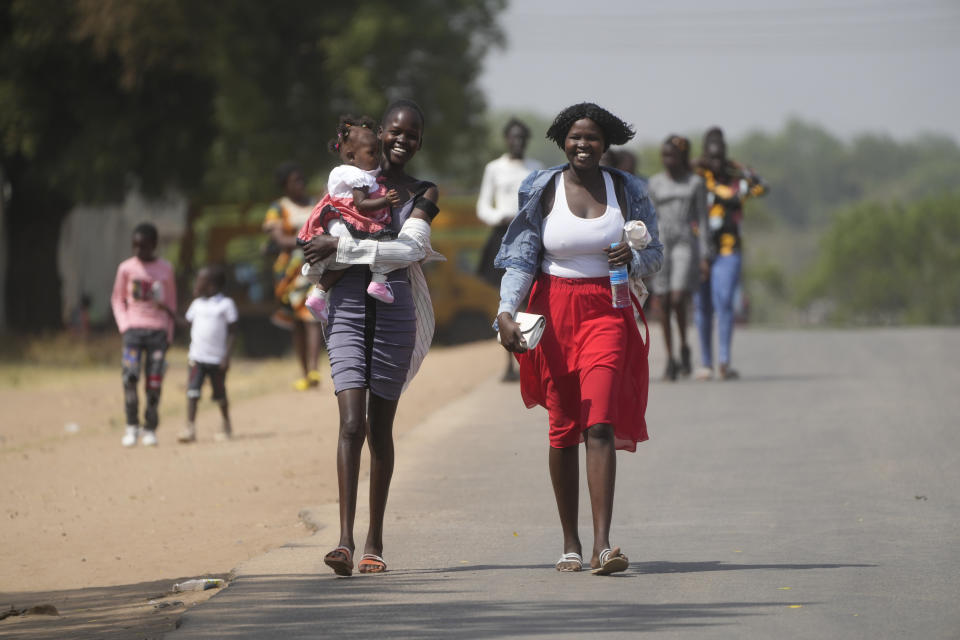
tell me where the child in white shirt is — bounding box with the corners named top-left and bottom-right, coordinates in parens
top-left (178, 265), bottom-right (238, 443)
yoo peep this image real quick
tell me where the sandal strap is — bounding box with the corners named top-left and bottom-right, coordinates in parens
top-left (359, 553), bottom-right (385, 563)
top-left (327, 546), bottom-right (352, 560)
top-left (557, 552), bottom-right (583, 565)
top-left (598, 548), bottom-right (613, 564)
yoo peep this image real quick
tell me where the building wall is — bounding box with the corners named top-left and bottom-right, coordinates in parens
top-left (57, 190), bottom-right (187, 328)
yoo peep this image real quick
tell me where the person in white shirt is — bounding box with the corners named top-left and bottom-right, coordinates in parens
top-left (476, 118), bottom-right (542, 381)
top-left (178, 265), bottom-right (238, 443)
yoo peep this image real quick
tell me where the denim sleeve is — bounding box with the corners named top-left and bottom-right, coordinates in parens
top-left (629, 190), bottom-right (664, 278)
top-left (494, 268), bottom-right (536, 329)
top-left (493, 173), bottom-right (543, 274)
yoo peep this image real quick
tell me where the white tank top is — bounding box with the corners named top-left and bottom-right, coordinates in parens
top-left (541, 171), bottom-right (624, 278)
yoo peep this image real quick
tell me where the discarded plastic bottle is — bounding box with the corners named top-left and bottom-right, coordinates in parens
top-left (172, 578), bottom-right (225, 592)
top-left (609, 243), bottom-right (631, 309)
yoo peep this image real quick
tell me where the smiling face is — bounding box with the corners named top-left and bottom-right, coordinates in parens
top-left (564, 118), bottom-right (605, 171)
top-left (380, 107), bottom-right (423, 168)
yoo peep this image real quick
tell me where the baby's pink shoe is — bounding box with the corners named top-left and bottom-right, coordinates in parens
top-left (305, 293), bottom-right (329, 323)
top-left (366, 281), bottom-right (394, 304)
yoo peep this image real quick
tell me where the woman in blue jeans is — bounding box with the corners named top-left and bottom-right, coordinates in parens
top-left (693, 128), bottom-right (767, 380)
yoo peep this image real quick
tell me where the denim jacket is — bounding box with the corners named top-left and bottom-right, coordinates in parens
top-left (493, 165), bottom-right (663, 322)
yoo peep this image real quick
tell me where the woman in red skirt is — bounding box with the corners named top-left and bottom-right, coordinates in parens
top-left (495, 103), bottom-right (663, 575)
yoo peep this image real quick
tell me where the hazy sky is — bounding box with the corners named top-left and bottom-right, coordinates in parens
top-left (478, 0), bottom-right (960, 144)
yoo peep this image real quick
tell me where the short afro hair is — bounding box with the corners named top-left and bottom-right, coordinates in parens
top-left (132, 222), bottom-right (158, 247)
top-left (703, 127), bottom-right (725, 148)
top-left (663, 134), bottom-right (691, 162)
top-left (502, 117), bottom-right (531, 138)
top-left (382, 99), bottom-right (425, 129)
top-left (202, 264), bottom-right (228, 290)
top-left (546, 103), bottom-right (635, 151)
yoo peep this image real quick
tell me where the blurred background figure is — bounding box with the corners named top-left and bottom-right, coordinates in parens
top-left (262, 162), bottom-right (323, 391)
top-left (647, 135), bottom-right (708, 380)
top-left (179, 265), bottom-right (238, 444)
top-left (476, 118), bottom-right (542, 382)
top-left (693, 127), bottom-right (768, 380)
top-left (111, 222), bottom-right (177, 447)
top-left (68, 293), bottom-right (92, 340)
top-left (601, 147), bottom-right (645, 184)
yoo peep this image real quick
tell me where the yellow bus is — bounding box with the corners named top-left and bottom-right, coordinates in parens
top-left (192, 195), bottom-right (500, 353)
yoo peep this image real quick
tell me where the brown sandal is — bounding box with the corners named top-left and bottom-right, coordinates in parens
top-left (324, 546), bottom-right (353, 576)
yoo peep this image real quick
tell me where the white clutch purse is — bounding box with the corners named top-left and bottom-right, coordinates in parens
top-left (498, 312), bottom-right (546, 350)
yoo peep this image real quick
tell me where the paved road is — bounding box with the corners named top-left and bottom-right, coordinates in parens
top-left (169, 328), bottom-right (960, 639)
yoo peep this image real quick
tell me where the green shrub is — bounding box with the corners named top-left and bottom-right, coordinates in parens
top-left (799, 193), bottom-right (960, 324)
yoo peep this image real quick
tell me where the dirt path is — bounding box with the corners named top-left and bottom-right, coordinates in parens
top-left (0, 339), bottom-right (507, 638)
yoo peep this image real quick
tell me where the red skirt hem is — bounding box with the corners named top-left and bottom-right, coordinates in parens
top-left (516, 273), bottom-right (650, 452)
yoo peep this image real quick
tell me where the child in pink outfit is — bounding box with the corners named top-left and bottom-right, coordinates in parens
top-left (297, 115), bottom-right (400, 322)
top-left (110, 222), bottom-right (177, 447)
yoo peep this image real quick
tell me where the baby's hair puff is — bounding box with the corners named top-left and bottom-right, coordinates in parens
top-left (327, 114), bottom-right (378, 154)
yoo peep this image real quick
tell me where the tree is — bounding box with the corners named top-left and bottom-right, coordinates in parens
top-left (799, 193), bottom-right (960, 324)
top-left (0, 0), bottom-right (505, 330)
top-left (731, 119), bottom-right (960, 229)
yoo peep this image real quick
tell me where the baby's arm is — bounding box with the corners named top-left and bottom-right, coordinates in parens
top-left (304, 187), bottom-right (442, 269)
top-left (353, 187), bottom-right (401, 213)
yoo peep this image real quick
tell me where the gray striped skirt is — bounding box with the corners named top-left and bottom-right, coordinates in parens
top-left (326, 265), bottom-right (416, 401)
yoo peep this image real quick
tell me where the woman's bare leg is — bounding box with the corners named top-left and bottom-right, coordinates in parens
top-left (335, 388), bottom-right (367, 553)
top-left (364, 393), bottom-right (398, 557)
top-left (584, 423), bottom-right (616, 567)
top-left (673, 290), bottom-right (692, 375)
top-left (549, 444), bottom-right (581, 566)
top-left (305, 322), bottom-right (322, 372)
top-left (292, 321), bottom-right (308, 377)
top-left (657, 294), bottom-right (678, 380)
top-left (657, 294), bottom-right (673, 361)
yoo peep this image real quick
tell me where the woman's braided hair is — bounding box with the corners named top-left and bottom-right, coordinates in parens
top-left (327, 114), bottom-right (378, 154)
top-left (546, 102), bottom-right (635, 151)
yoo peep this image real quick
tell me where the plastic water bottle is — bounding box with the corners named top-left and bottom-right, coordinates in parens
top-left (609, 243), bottom-right (631, 309)
top-left (172, 578), bottom-right (225, 592)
